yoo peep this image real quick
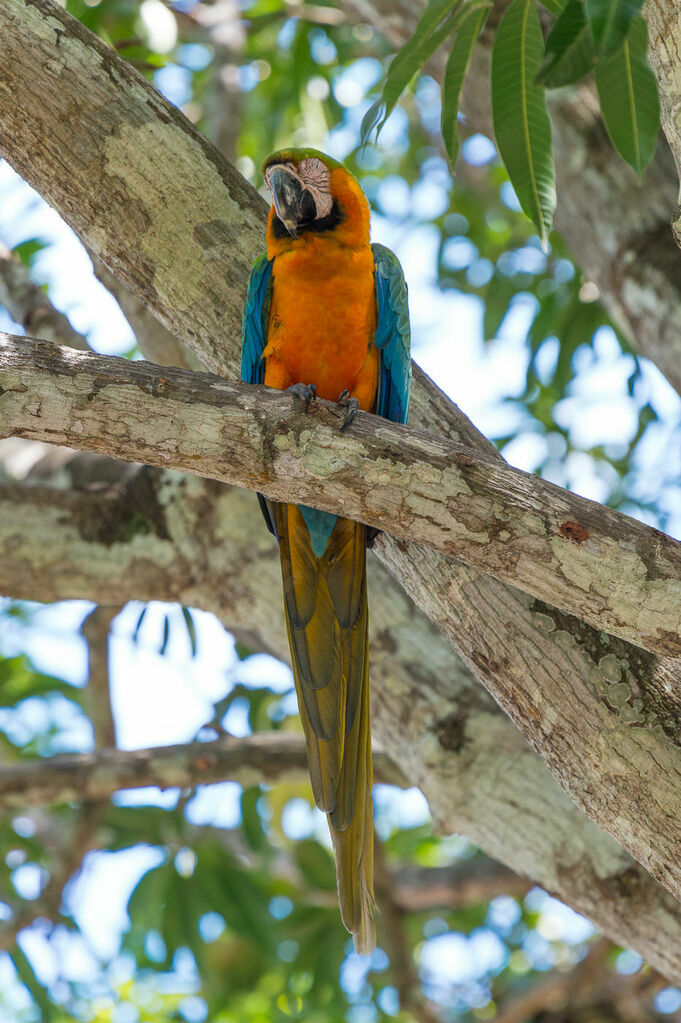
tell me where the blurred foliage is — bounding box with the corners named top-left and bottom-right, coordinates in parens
top-left (1, 0), bottom-right (681, 1020)
top-left (361, 0), bottom-right (659, 242)
top-left (0, 605), bottom-right (673, 1022)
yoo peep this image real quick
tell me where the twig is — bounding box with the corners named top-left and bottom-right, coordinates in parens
top-left (81, 605), bottom-right (121, 749)
top-left (0, 242), bottom-right (90, 350)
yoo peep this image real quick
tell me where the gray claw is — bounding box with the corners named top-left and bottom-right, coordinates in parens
top-left (287, 382), bottom-right (317, 412)
top-left (337, 389), bottom-right (360, 431)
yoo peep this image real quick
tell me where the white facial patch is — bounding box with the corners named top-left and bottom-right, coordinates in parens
top-left (298, 158), bottom-right (333, 219)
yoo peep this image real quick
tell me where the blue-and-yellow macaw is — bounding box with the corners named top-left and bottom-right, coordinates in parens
top-left (241, 148), bottom-right (411, 954)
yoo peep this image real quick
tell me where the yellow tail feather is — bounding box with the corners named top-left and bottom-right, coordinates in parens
top-left (276, 503), bottom-right (376, 954)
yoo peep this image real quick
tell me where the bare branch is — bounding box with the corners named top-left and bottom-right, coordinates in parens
top-left (0, 0), bottom-right (265, 376)
top-left (81, 605), bottom-right (120, 748)
top-left (2, 333), bottom-right (680, 659)
top-left (375, 839), bottom-right (442, 1023)
top-left (0, 241), bottom-right (90, 350)
top-left (89, 253), bottom-right (203, 371)
top-left (646, 0), bottom-right (681, 253)
top-left (0, 732), bottom-right (405, 809)
top-left (391, 860), bottom-right (531, 910)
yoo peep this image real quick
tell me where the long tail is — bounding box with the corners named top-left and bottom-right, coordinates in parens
top-left (275, 502), bottom-right (376, 954)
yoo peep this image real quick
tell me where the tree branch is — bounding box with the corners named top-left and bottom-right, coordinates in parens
top-left (89, 253), bottom-right (203, 371)
top-left (0, 732), bottom-right (405, 808)
top-left (81, 605), bottom-right (120, 748)
top-left (0, 241), bottom-right (90, 350)
top-left (0, 0), bottom-right (264, 376)
top-left (2, 333), bottom-right (681, 659)
top-left (375, 839), bottom-right (442, 1023)
top-left (391, 860), bottom-right (531, 910)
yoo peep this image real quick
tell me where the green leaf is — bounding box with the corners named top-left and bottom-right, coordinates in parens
top-left (492, 0), bottom-right (556, 246)
top-left (483, 274), bottom-right (518, 340)
top-left (241, 787), bottom-right (268, 853)
top-left (585, 0), bottom-right (643, 54)
top-left (361, 0), bottom-right (464, 145)
top-left (537, 0), bottom-right (596, 87)
top-left (294, 839), bottom-right (337, 891)
top-left (441, 6), bottom-right (489, 166)
top-left (595, 17), bottom-right (659, 174)
top-left (12, 238), bottom-right (47, 268)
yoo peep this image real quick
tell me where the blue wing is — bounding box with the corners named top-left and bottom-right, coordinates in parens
top-left (241, 251), bottom-right (273, 385)
top-left (372, 243), bottom-right (412, 425)
top-left (241, 252), bottom-right (277, 536)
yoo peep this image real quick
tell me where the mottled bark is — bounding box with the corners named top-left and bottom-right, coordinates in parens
top-left (646, 0), bottom-right (681, 246)
top-left (3, 334), bottom-right (681, 658)
top-left (89, 254), bottom-right (203, 371)
top-left (0, 0), bottom-right (265, 376)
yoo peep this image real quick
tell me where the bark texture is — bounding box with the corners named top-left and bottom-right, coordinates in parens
top-left (3, 333), bottom-right (681, 658)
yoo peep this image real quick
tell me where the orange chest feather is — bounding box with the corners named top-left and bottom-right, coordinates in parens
top-left (263, 242), bottom-right (378, 408)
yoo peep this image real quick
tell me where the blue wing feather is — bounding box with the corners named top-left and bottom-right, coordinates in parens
top-left (241, 252), bottom-right (273, 386)
top-left (372, 243), bottom-right (411, 425)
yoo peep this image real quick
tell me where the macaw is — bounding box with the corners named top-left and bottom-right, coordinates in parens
top-left (241, 148), bottom-right (411, 954)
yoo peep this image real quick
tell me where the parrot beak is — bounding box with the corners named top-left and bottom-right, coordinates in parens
top-left (268, 166), bottom-right (303, 239)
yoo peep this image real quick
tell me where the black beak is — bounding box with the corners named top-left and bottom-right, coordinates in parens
top-left (268, 166), bottom-right (303, 239)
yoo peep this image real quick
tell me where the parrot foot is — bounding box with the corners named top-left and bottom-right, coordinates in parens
top-left (336, 389), bottom-right (360, 431)
top-left (286, 382), bottom-right (317, 412)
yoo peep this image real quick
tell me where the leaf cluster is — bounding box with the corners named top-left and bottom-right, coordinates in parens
top-left (361, 0), bottom-right (660, 244)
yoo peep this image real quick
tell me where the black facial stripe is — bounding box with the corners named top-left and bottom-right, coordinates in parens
top-left (271, 198), bottom-right (344, 239)
top-left (299, 190), bottom-right (317, 223)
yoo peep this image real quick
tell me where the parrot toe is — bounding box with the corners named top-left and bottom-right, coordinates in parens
top-left (286, 381), bottom-right (317, 412)
top-left (336, 389), bottom-right (360, 431)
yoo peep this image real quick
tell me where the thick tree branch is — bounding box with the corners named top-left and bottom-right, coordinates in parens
top-left (645, 0), bottom-right (681, 250)
top-left (89, 253), bottom-right (203, 371)
top-left (3, 0), bottom-right (681, 977)
top-left (0, 0), bottom-right (265, 375)
top-left (3, 334), bottom-right (681, 659)
top-left (391, 860), bottom-right (531, 910)
top-left (3, 459), bottom-right (681, 984)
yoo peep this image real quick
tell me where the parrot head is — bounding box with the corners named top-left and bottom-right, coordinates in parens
top-left (262, 148), bottom-right (370, 255)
